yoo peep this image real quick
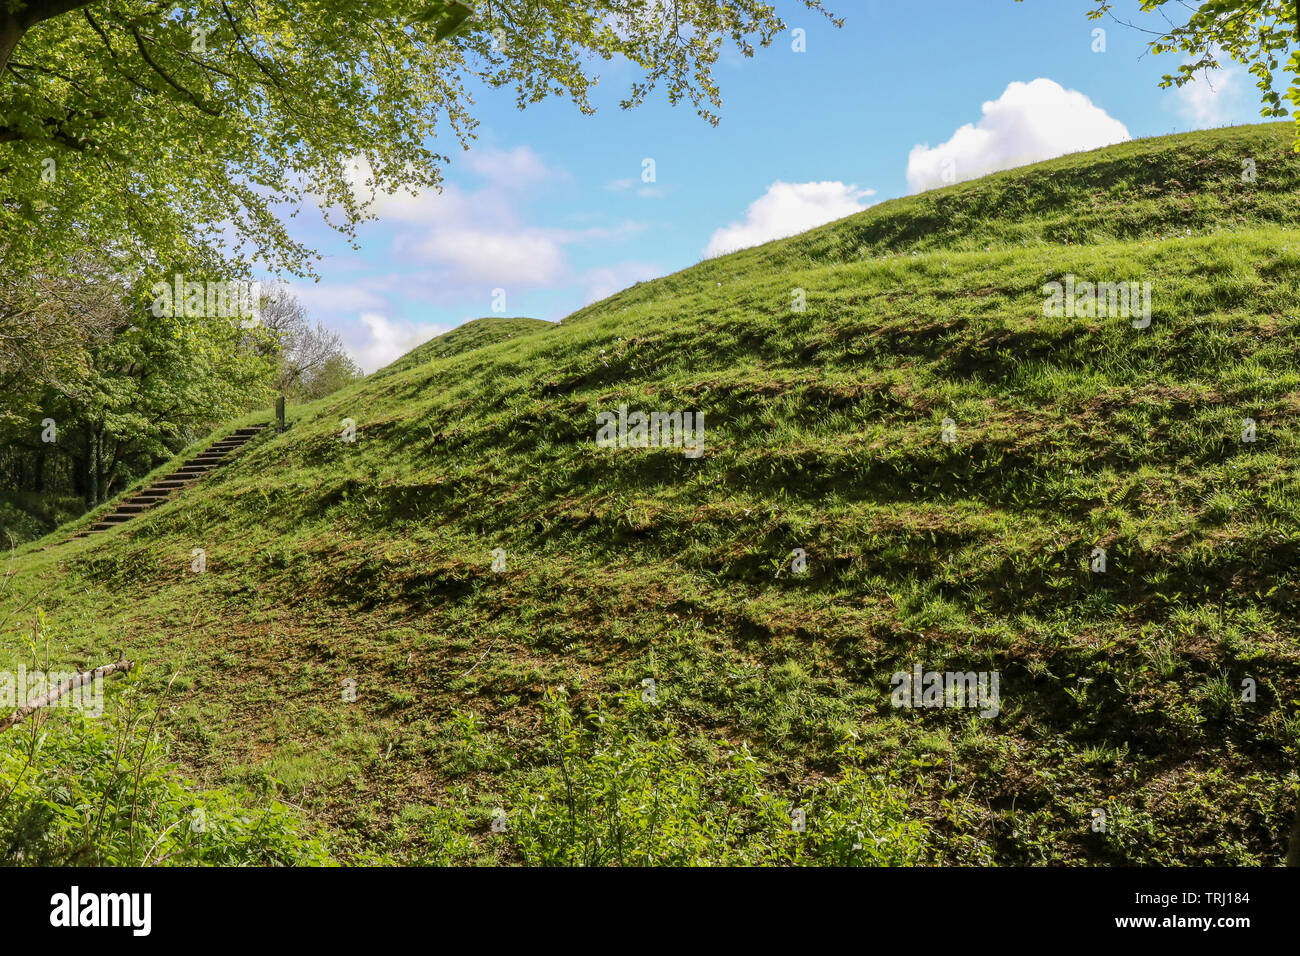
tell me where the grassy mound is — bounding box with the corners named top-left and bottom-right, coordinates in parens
top-left (4, 123), bottom-right (1300, 865)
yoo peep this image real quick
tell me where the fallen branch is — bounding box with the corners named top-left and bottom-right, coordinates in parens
top-left (0, 657), bottom-right (134, 733)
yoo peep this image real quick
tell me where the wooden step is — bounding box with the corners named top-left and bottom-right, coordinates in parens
top-left (51, 422), bottom-right (273, 546)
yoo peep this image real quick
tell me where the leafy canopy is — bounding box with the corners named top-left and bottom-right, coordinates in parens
top-left (1074, 1), bottom-right (1300, 146)
top-left (1, 0), bottom-right (840, 284)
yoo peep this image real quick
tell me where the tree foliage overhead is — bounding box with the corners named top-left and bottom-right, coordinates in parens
top-left (1, 0), bottom-right (841, 283)
top-left (1080, 1), bottom-right (1300, 145)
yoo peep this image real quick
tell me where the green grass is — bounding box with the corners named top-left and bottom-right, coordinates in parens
top-left (4, 123), bottom-right (1300, 865)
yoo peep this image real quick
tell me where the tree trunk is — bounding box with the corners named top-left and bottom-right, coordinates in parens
top-left (1, 1), bottom-right (104, 78)
top-left (0, 15), bottom-right (23, 78)
top-left (34, 442), bottom-right (45, 494)
top-left (103, 436), bottom-right (125, 500)
top-left (72, 432), bottom-right (87, 503)
top-left (87, 426), bottom-right (100, 505)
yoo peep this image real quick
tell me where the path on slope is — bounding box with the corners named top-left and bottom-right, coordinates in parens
top-left (47, 424), bottom-right (269, 547)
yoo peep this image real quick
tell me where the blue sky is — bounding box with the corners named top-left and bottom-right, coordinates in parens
top-left (276, 0), bottom-right (1268, 372)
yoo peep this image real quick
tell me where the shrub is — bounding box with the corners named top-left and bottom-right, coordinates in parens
top-left (501, 689), bottom-right (929, 866)
top-left (0, 686), bottom-right (330, 866)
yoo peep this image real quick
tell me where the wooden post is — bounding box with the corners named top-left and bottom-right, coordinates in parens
top-left (276, 396), bottom-right (286, 432)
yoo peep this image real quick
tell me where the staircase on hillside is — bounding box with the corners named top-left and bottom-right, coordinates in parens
top-left (73, 424), bottom-right (268, 538)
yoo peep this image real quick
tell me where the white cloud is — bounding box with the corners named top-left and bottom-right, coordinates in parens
top-left (347, 312), bottom-right (449, 374)
top-left (410, 228), bottom-right (568, 284)
top-left (462, 146), bottom-right (551, 187)
top-left (581, 261), bottom-right (665, 304)
top-left (704, 181), bottom-right (876, 257)
top-left (290, 278), bottom-right (392, 316)
top-left (343, 153), bottom-right (645, 291)
top-left (906, 78), bottom-right (1131, 193)
top-left (342, 146), bottom-right (550, 215)
top-left (605, 177), bottom-right (666, 199)
top-left (291, 145), bottom-right (658, 372)
top-left (1172, 52), bottom-right (1249, 127)
top-left (344, 166), bottom-right (488, 226)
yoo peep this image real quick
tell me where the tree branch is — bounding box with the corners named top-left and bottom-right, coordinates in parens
top-left (0, 107), bottom-right (104, 150)
top-left (0, 657), bottom-right (134, 734)
top-left (130, 25), bottom-right (223, 117)
top-left (1, 0), bottom-right (100, 75)
top-left (83, 8), bottom-right (161, 96)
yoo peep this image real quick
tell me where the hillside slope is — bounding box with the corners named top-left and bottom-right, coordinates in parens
top-left (4, 123), bottom-right (1300, 865)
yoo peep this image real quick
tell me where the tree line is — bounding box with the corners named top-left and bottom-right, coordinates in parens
top-left (1, 271), bottom-right (359, 543)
